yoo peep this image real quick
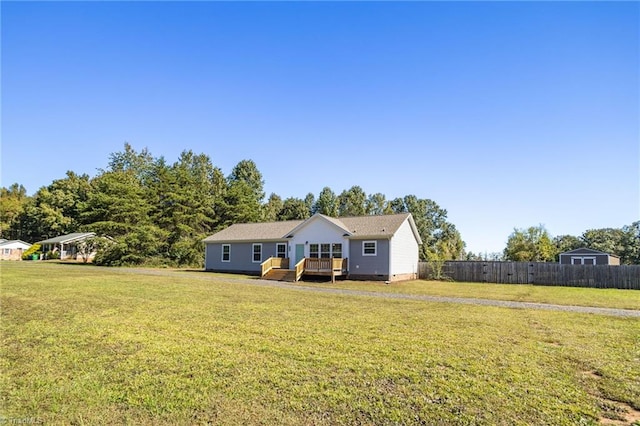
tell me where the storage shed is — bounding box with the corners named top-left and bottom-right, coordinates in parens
top-left (559, 248), bottom-right (620, 265)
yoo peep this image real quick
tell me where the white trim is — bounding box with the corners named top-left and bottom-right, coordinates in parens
top-left (571, 256), bottom-right (596, 265)
top-left (363, 241), bottom-right (377, 256)
top-left (221, 244), bottom-right (231, 262)
top-left (252, 243), bottom-right (263, 263)
top-left (276, 243), bottom-right (287, 258)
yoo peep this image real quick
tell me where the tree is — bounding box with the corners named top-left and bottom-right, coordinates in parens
top-left (277, 197), bottom-right (310, 221)
top-left (365, 193), bottom-right (389, 215)
top-left (151, 151), bottom-right (220, 266)
top-left (314, 187), bottom-right (338, 217)
top-left (620, 221), bottom-right (640, 265)
top-left (82, 170), bottom-right (167, 265)
top-left (304, 193), bottom-right (315, 217)
top-left (553, 234), bottom-right (583, 260)
top-left (337, 186), bottom-right (367, 217)
top-left (219, 180), bottom-right (263, 226)
top-left (0, 184), bottom-right (28, 239)
top-left (228, 160), bottom-right (265, 202)
top-left (15, 172), bottom-right (91, 242)
top-left (581, 228), bottom-right (625, 257)
top-left (106, 142), bottom-right (155, 184)
top-left (504, 225), bottom-right (556, 262)
top-left (263, 193), bottom-right (284, 222)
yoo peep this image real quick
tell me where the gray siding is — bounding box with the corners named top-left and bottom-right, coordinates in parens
top-left (205, 241), bottom-right (287, 273)
top-left (559, 253), bottom-right (610, 265)
top-left (348, 239), bottom-right (390, 278)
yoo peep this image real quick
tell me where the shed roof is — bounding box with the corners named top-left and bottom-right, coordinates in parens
top-left (39, 232), bottom-right (96, 244)
top-left (559, 247), bottom-right (620, 258)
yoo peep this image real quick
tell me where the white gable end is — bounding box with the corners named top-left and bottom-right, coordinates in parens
top-left (390, 218), bottom-right (419, 276)
top-left (289, 216), bottom-right (350, 260)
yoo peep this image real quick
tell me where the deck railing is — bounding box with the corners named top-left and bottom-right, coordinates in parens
top-left (294, 258), bottom-right (306, 282)
top-left (260, 257), bottom-right (289, 277)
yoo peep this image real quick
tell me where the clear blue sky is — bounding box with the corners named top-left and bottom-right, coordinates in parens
top-left (2, 1), bottom-right (638, 254)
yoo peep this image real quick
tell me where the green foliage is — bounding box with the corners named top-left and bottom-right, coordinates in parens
top-left (0, 183), bottom-right (28, 239)
top-left (263, 193), bottom-right (283, 222)
top-left (228, 159), bottom-right (265, 202)
top-left (313, 187), bottom-right (338, 216)
top-left (504, 225), bottom-right (556, 262)
top-left (278, 197), bottom-right (310, 221)
top-left (337, 185), bottom-right (367, 216)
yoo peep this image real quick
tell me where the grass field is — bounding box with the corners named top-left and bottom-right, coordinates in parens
top-left (1, 262), bottom-right (639, 425)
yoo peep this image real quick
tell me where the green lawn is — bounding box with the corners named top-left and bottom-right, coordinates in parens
top-left (2, 262), bottom-right (639, 425)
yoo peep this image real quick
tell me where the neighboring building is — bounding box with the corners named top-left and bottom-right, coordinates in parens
top-left (38, 232), bottom-right (97, 261)
top-left (0, 240), bottom-right (32, 260)
top-left (203, 213), bottom-right (422, 282)
top-left (559, 248), bottom-right (620, 265)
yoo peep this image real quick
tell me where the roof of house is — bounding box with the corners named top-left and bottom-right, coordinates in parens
top-left (38, 232), bottom-right (96, 245)
top-left (203, 220), bottom-right (304, 243)
top-left (203, 213), bottom-right (422, 244)
top-left (0, 240), bottom-right (31, 248)
top-left (560, 247), bottom-right (620, 258)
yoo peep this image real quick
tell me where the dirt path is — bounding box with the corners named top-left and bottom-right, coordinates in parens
top-left (114, 268), bottom-right (640, 318)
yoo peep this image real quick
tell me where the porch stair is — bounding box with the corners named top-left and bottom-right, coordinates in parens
top-left (263, 269), bottom-right (296, 282)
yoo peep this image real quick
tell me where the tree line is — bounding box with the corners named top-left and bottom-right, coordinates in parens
top-left (0, 144), bottom-right (465, 266)
top-left (489, 224), bottom-right (639, 265)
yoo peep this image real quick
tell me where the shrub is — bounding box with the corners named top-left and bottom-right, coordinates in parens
top-left (22, 244), bottom-right (41, 260)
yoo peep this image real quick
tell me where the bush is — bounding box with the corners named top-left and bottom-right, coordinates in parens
top-left (46, 251), bottom-right (61, 260)
top-left (22, 244), bottom-right (41, 260)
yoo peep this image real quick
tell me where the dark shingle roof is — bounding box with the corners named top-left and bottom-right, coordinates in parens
top-left (203, 213), bottom-right (422, 244)
top-left (203, 220), bottom-right (304, 243)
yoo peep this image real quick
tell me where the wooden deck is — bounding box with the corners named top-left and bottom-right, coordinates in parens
top-left (261, 257), bottom-right (348, 283)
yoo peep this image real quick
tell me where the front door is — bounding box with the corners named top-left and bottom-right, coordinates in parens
top-left (295, 244), bottom-right (305, 265)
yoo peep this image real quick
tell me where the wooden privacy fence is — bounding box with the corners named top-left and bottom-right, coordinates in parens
top-left (418, 261), bottom-right (640, 290)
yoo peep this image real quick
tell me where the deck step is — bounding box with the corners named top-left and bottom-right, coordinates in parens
top-left (263, 269), bottom-right (296, 282)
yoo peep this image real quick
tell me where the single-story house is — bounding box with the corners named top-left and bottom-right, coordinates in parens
top-left (38, 232), bottom-right (97, 261)
top-left (0, 240), bottom-right (32, 260)
top-left (559, 248), bottom-right (620, 265)
top-left (203, 213), bottom-right (422, 282)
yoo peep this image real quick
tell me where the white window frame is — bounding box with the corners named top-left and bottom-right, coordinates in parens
top-left (276, 243), bottom-right (287, 258)
top-left (309, 243), bottom-right (319, 258)
top-left (252, 243), bottom-right (262, 263)
top-left (221, 244), bottom-right (231, 262)
top-left (362, 241), bottom-right (377, 256)
top-left (332, 243), bottom-right (342, 258)
top-left (571, 256), bottom-right (596, 265)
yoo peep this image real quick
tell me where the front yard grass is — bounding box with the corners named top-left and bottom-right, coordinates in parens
top-left (1, 262), bottom-right (639, 425)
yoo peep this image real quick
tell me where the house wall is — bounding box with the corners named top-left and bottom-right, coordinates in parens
top-left (205, 241), bottom-right (285, 273)
top-left (0, 242), bottom-right (31, 261)
top-left (288, 217), bottom-right (349, 265)
top-left (0, 248), bottom-right (25, 260)
top-left (389, 218), bottom-right (419, 280)
top-left (348, 239), bottom-right (390, 280)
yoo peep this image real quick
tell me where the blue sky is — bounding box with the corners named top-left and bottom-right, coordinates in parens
top-left (2, 1), bottom-right (638, 254)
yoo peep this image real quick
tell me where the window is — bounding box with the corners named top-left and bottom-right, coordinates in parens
top-left (320, 243), bottom-right (331, 258)
top-left (363, 241), bottom-right (377, 256)
top-left (221, 244), bottom-right (230, 262)
top-left (572, 256), bottom-right (596, 265)
top-left (252, 244), bottom-right (262, 263)
top-left (3, 249), bottom-right (10, 255)
top-left (276, 243), bottom-right (287, 258)
top-left (309, 244), bottom-right (319, 258)
top-left (332, 243), bottom-right (342, 258)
